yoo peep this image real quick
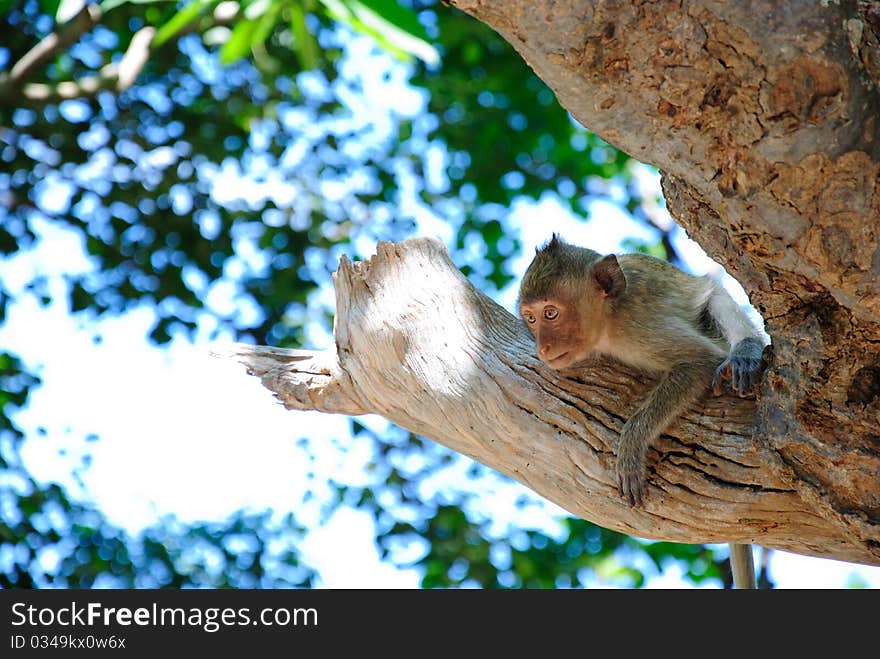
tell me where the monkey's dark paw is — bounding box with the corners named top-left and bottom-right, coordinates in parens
top-left (712, 338), bottom-right (766, 397)
top-left (712, 359), bottom-right (758, 397)
top-left (615, 457), bottom-right (646, 507)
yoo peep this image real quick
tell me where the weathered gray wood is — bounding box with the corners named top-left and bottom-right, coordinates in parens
top-left (218, 238), bottom-right (879, 566)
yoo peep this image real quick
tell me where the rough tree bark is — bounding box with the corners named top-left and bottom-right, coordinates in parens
top-left (223, 0), bottom-right (880, 565)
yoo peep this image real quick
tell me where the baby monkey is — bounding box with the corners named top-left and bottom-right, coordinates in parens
top-left (518, 234), bottom-right (767, 507)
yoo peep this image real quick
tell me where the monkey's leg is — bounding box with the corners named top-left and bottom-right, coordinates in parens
top-left (729, 543), bottom-right (757, 589)
top-left (616, 356), bottom-right (717, 506)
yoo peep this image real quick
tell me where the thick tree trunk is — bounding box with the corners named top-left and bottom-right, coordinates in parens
top-left (442, 0), bottom-right (880, 563)
top-left (220, 238), bottom-right (876, 565)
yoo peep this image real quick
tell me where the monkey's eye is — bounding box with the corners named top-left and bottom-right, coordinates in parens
top-left (543, 307), bottom-right (559, 321)
top-left (523, 313), bottom-right (536, 324)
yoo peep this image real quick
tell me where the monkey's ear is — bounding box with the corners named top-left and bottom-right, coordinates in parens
top-left (592, 254), bottom-right (626, 298)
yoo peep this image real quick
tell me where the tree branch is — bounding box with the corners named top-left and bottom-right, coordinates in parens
top-left (7, 4), bottom-right (103, 85)
top-left (11, 26), bottom-right (157, 104)
top-left (218, 238), bottom-right (880, 566)
top-left (212, 344), bottom-right (368, 415)
top-left (0, 2), bottom-right (240, 106)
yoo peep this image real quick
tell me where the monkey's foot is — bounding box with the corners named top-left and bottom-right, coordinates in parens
top-left (616, 456), bottom-right (646, 507)
top-left (712, 337), bottom-right (766, 397)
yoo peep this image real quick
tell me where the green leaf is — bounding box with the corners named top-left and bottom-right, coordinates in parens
top-left (99, 0), bottom-right (176, 14)
top-left (0, 0), bottom-right (16, 19)
top-left (289, 2), bottom-right (319, 70)
top-left (355, 0), bottom-right (438, 65)
top-left (153, 0), bottom-right (214, 48)
top-left (359, 0), bottom-right (428, 42)
top-left (319, 0), bottom-right (439, 66)
top-left (242, 0), bottom-right (270, 19)
top-left (39, 0), bottom-right (62, 19)
top-left (250, 0), bottom-right (281, 50)
top-left (219, 17), bottom-right (259, 64)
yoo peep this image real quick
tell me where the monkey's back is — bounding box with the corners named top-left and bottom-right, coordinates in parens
top-left (610, 253), bottom-right (726, 370)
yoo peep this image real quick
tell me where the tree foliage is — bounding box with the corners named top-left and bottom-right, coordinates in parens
top-left (1, 0), bottom-right (756, 588)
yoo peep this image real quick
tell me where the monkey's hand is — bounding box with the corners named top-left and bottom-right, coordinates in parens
top-left (712, 337), bottom-right (765, 397)
top-left (616, 429), bottom-right (648, 507)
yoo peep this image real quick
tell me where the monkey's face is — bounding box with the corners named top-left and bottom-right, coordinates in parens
top-left (519, 295), bottom-right (604, 369)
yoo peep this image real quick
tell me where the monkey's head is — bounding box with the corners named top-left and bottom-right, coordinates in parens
top-left (518, 235), bottom-right (625, 369)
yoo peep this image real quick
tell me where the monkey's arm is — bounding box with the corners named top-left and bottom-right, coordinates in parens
top-left (617, 352), bottom-right (718, 506)
top-left (705, 284), bottom-right (768, 396)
